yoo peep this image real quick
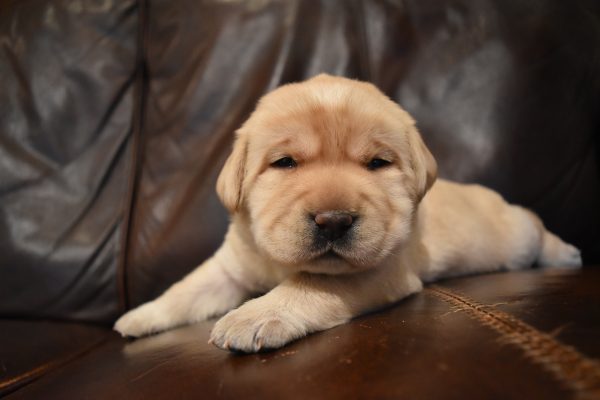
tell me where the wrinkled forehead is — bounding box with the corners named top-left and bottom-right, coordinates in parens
top-left (241, 79), bottom-right (413, 157)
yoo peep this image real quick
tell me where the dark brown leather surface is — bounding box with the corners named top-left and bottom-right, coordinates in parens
top-left (0, 320), bottom-right (110, 396)
top-left (6, 270), bottom-right (599, 399)
top-left (439, 269), bottom-right (600, 360)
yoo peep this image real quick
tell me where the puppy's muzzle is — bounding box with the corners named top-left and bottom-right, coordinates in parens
top-left (313, 211), bottom-right (355, 242)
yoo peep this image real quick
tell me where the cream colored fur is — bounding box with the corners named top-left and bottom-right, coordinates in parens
top-left (115, 74), bottom-right (581, 352)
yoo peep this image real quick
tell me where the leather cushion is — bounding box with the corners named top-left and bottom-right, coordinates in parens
top-left (0, 320), bottom-right (110, 396)
top-left (6, 269), bottom-right (600, 399)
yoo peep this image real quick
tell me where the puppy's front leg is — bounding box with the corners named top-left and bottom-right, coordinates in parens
top-left (210, 264), bottom-right (422, 352)
top-left (114, 247), bottom-right (253, 338)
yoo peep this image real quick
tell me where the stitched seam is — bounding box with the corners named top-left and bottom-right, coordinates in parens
top-left (0, 336), bottom-right (109, 396)
top-left (117, 0), bottom-right (150, 313)
top-left (352, 0), bottom-right (372, 80)
top-left (427, 285), bottom-right (600, 399)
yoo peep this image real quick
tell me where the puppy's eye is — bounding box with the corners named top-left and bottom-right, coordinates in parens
top-left (366, 158), bottom-right (391, 170)
top-left (271, 157), bottom-right (297, 169)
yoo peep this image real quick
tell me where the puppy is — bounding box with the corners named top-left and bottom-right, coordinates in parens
top-left (115, 74), bottom-right (581, 352)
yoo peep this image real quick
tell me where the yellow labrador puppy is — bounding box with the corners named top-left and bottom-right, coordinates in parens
top-left (115, 74), bottom-right (581, 352)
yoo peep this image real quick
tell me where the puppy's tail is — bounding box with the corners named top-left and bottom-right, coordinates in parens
top-left (523, 208), bottom-right (582, 268)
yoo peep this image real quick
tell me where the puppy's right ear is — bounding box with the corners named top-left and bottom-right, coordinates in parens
top-left (407, 126), bottom-right (437, 202)
top-left (216, 132), bottom-right (248, 213)
top-left (395, 107), bottom-right (437, 202)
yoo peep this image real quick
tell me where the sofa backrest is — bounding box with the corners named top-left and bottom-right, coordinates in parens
top-left (1, 0), bottom-right (599, 324)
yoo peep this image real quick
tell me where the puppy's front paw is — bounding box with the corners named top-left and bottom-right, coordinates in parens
top-left (210, 301), bottom-right (306, 353)
top-left (114, 301), bottom-right (171, 338)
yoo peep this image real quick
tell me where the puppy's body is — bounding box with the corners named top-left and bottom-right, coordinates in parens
top-left (115, 75), bottom-right (581, 352)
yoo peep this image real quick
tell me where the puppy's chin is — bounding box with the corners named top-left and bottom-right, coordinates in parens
top-left (306, 251), bottom-right (381, 274)
top-left (262, 245), bottom-right (388, 275)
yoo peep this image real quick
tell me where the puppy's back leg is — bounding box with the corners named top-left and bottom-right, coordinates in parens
top-left (538, 230), bottom-right (582, 269)
top-left (516, 207), bottom-right (582, 269)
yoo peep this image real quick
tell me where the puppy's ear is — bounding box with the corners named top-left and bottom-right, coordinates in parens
top-left (216, 132), bottom-right (248, 213)
top-left (407, 125), bottom-right (437, 202)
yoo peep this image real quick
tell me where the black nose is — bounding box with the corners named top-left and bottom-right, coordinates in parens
top-left (314, 211), bottom-right (354, 241)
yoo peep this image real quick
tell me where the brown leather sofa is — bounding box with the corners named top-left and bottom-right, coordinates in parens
top-left (1, 1), bottom-right (599, 398)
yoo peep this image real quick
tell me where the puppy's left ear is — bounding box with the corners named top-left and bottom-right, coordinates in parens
top-left (216, 132), bottom-right (248, 213)
top-left (407, 125), bottom-right (437, 202)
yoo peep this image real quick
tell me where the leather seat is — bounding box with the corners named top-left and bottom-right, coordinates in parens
top-left (4, 270), bottom-right (600, 399)
top-left (1, 0), bottom-right (599, 398)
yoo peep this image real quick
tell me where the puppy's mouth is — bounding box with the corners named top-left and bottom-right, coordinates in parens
top-left (311, 242), bottom-right (355, 263)
top-left (308, 245), bottom-right (377, 272)
top-left (316, 249), bottom-right (344, 261)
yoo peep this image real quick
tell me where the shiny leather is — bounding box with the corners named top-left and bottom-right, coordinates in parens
top-left (0, 0), bottom-right (138, 322)
top-left (5, 270), bottom-right (600, 399)
top-left (1, 0), bottom-right (599, 398)
top-left (0, 320), bottom-right (110, 396)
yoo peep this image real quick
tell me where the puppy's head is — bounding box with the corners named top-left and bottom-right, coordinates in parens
top-left (217, 74), bottom-right (436, 273)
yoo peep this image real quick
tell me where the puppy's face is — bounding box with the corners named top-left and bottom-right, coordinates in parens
top-left (217, 75), bottom-right (436, 274)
